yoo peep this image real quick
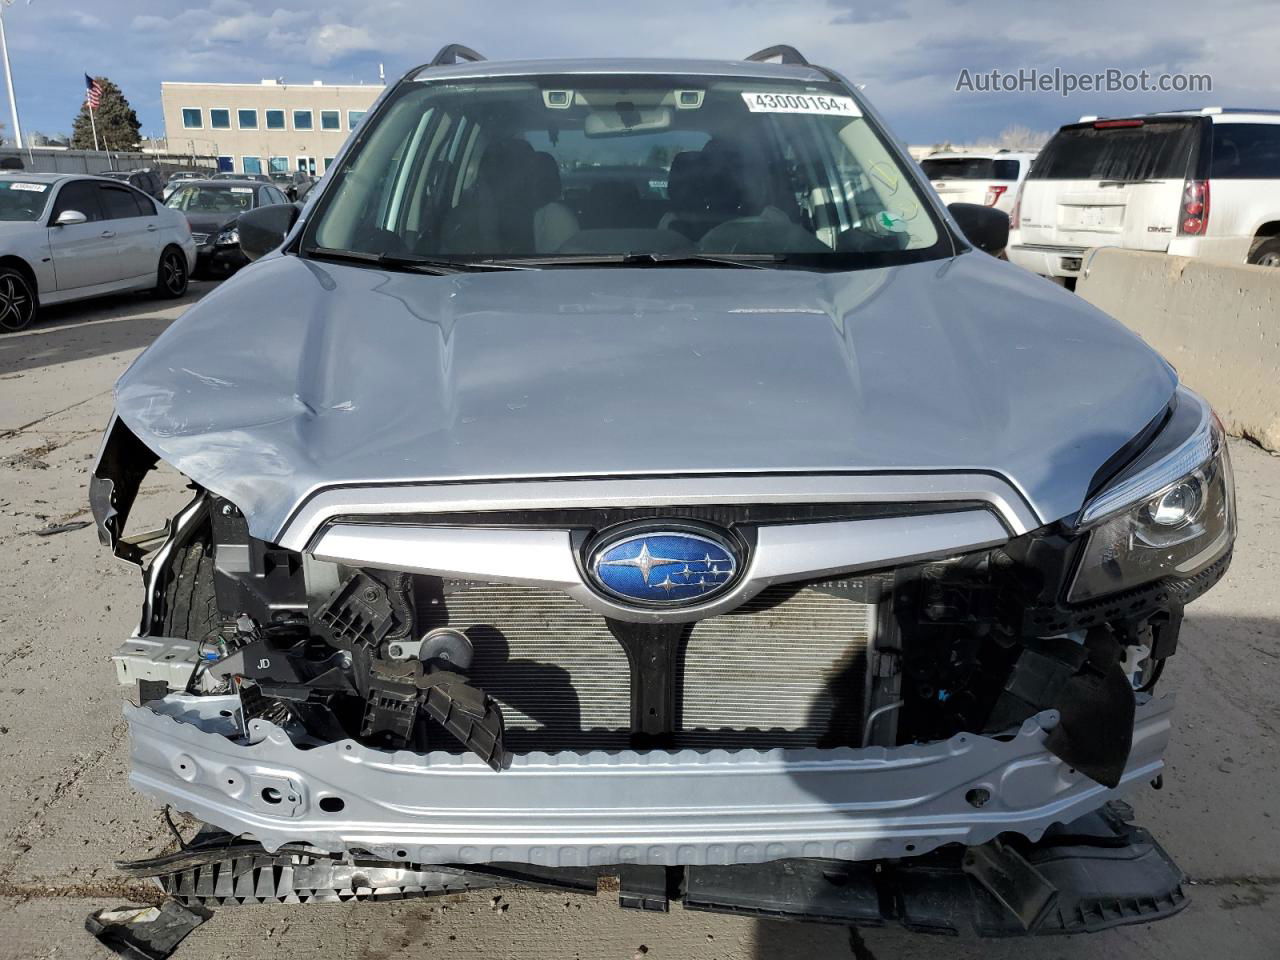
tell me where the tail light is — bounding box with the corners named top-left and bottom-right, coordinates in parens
top-left (1009, 182), bottom-right (1024, 229)
top-left (1179, 179), bottom-right (1210, 235)
top-left (985, 185), bottom-right (1008, 206)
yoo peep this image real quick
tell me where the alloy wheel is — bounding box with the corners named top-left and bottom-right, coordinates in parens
top-left (163, 251), bottom-right (188, 295)
top-left (0, 273), bottom-right (34, 332)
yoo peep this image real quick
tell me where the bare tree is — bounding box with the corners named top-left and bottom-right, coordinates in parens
top-left (996, 124), bottom-right (1051, 150)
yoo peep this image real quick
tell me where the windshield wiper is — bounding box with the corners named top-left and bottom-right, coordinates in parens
top-left (488, 252), bottom-right (786, 269)
top-left (302, 247), bottom-right (528, 274)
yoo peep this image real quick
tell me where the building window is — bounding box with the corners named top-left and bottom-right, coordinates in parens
top-left (297, 156), bottom-right (316, 175)
top-left (265, 110), bottom-right (285, 130)
top-left (348, 110), bottom-right (365, 130)
top-left (209, 108), bottom-right (231, 130)
top-left (320, 110), bottom-right (341, 131)
top-left (322, 156), bottom-right (335, 172)
top-left (181, 108), bottom-right (202, 129)
top-left (242, 157), bottom-right (262, 175)
top-left (293, 110), bottom-right (313, 131)
top-left (217, 156), bottom-right (234, 173)
top-left (237, 109), bottom-right (258, 130)
top-left (268, 156), bottom-right (289, 173)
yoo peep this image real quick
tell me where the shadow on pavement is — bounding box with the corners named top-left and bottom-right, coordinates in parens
top-left (0, 282), bottom-right (216, 377)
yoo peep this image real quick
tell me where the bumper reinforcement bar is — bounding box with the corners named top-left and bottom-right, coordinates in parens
top-left (125, 694), bottom-right (1173, 867)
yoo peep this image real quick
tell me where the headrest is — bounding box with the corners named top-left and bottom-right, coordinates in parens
top-left (479, 138), bottom-right (536, 186)
top-left (666, 151), bottom-right (707, 210)
top-left (531, 151), bottom-right (562, 205)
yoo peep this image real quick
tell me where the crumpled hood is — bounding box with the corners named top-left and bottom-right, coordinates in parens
top-left (114, 251), bottom-right (1176, 542)
top-left (182, 213), bottom-right (237, 237)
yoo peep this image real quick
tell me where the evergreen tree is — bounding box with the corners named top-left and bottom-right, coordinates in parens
top-left (70, 77), bottom-right (141, 152)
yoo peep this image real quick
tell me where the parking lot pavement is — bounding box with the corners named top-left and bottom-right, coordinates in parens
top-left (0, 291), bottom-right (1276, 960)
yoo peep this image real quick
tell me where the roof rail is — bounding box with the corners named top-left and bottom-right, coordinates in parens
top-left (744, 45), bottom-right (809, 65)
top-left (429, 44), bottom-right (487, 67)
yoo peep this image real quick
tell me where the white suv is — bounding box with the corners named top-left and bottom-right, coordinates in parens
top-left (1009, 108), bottom-right (1280, 282)
top-left (920, 150), bottom-right (1036, 215)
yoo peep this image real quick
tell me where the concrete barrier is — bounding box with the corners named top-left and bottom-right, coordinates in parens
top-left (1076, 248), bottom-right (1280, 452)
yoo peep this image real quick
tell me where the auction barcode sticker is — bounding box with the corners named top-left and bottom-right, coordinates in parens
top-left (7, 182), bottom-right (47, 192)
top-left (741, 91), bottom-right (861, 117)
top-left (230, 187), bottom-right (253, 193)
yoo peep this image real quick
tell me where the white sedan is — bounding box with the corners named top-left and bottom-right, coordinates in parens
top-left (0, 171), bottom-right (197, 332)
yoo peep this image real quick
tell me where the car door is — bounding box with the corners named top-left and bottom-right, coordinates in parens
top-left (46, 180), bottom-right (117, 291)
top-left (97, 183), bottom-right (156, 280)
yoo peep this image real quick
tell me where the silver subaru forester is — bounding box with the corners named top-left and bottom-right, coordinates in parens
top-left (92, 45), bottom-right (1234, 934)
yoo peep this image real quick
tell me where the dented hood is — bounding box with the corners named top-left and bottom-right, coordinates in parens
top-left (114, 252), bottom-right (1176, 542)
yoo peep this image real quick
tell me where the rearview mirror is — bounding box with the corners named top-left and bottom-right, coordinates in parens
top-left (947, 202), bottom-right (1009, 256)
top-left (238, 203), bottom-right (300, 261)
top-left (54, 209), bottom-right (88, 227)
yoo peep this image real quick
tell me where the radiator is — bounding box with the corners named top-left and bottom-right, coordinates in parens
top-left (433, 581), bottom-right (872, 752)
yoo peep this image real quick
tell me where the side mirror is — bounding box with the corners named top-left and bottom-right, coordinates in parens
top-left (948, 202), bottom-right (1010, 256)
top-left (238, 203), bottom-right (300, 262)
top-left (54, 209), bottom-right (88, 227)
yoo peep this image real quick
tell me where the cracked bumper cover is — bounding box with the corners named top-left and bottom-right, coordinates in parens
top-left (125, 693), bottom-right (1173, 866)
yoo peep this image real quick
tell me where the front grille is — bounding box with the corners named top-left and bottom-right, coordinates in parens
top-left (430, 581), bottom-right (872, 752)
top-left (190, 232), bottom-right (210, 245)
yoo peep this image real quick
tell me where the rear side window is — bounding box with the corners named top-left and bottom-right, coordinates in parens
top-left (1030, 120), bottom-right (1200, 181)
top-left (921, 157), bottom-right (996, 180)
top-left (1211, 124), bottom-right (1280, 179)
top-left (99, 184), bottom-right (144, 219)
top-left (51, 181), bottom-right (104, 222)
top-left (991, 158), bottom-right (1020, 180)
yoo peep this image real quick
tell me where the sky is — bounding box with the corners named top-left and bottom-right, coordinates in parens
top-left (4, 0), bottom-right (1279, 145)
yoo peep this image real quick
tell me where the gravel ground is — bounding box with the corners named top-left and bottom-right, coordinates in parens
top-left (0, 287), bottom-right (1276, 959)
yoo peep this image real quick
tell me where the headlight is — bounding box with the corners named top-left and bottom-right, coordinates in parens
top-left (1069, 394), bottom-right (1234, 603)
top-left (215, 228), bottom-right (240, 247)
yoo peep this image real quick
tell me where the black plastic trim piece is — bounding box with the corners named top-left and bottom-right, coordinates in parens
top-left (744, 45), bottom-right (810, 65)
top-left (430, 43), bottom-right (487, 67)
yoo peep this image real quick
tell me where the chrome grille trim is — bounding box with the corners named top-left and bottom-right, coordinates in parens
top-left (281, 472), bottom-right (1040, 550)
top-left (312, 510), bottom-right (1008, 623)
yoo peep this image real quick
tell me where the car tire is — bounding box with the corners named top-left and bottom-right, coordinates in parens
top-left (1247, 236), bottom-right (1280, 268)
top-left (0, 266), bottom-right (37, 333)
top-left (154, 246), bottom-right (190, 299)
top-left (160, 537), bottom-right (219, 641)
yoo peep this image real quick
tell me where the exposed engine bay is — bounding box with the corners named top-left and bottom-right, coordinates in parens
top-left (109, 479), bottom-right (1230, 788)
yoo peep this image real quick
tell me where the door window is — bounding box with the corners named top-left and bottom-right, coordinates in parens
top-left (50, 181), bottom-right (104, 222)
top-left (99, 184), bottom-right (143, 219)
top-left (1211, 124), bottom-right (1280, 179)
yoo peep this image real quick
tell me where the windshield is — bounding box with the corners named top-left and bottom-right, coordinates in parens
top-left (306, 74), bottom-right (945, 268)
top-left (165, 184), bottom-right (257, 214)
top-left (0, 181), bottom-right (51, 221)
top-left (1031, 120), bottom-right (1200, 181)
top-left (921, 157), bottom-right (1019, 180)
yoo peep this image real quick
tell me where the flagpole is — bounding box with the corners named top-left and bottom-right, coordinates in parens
top-left (88, 100), bottom-right (99, 152)
top-left (0, 6), bottom-right (23, 150)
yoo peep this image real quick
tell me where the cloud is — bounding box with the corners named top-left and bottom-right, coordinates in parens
top-left (309, 24), bottom-right (380, 65)
top-left (828, 0), bottom-right (910, 24)
top-left (5, 0), bottom-right (1277, 145)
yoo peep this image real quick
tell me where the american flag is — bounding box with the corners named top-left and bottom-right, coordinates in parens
top-left (85, 74), bottom-right (102, 110)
